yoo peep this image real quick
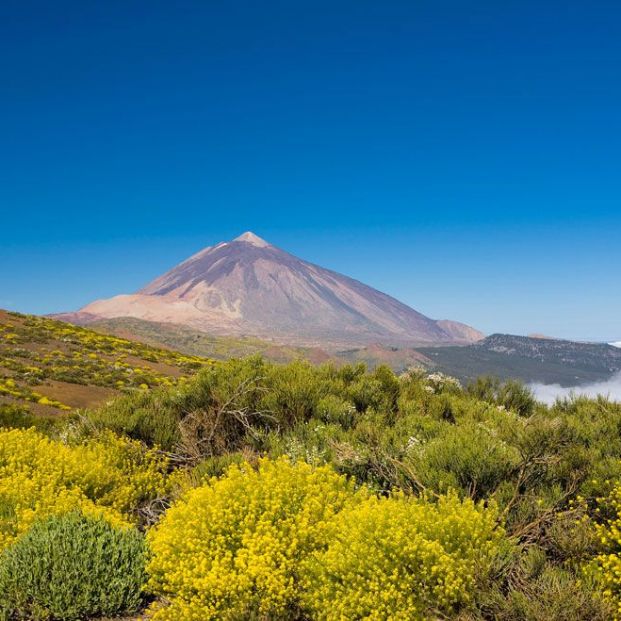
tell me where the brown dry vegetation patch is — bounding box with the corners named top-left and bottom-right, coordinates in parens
top-left (39, 381), bottom-right (118, 410)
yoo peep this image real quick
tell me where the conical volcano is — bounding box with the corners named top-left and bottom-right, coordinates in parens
top-left (62, 232), bottom-right (483, 346)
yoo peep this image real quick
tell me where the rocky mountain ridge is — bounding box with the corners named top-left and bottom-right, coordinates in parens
top-left (419, 333), bottom-right (621, 386)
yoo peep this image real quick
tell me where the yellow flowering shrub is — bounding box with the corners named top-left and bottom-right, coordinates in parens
top-left (588, 484), bottom-right (621, 618)
top-left (0, 427), bottom-right (169, 549)
top-left (146, 457), bottom-right (368, 621)
top-left (301, 492), bottom-right (507, 621)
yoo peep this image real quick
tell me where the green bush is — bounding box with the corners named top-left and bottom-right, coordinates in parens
top-left (88, 356), bottom-right (267, 451)
top-left (470, 547), bottom-right (615, 621)
top-left (85, 356), bottom-right (621, 535)
top-left (0, 403), bottom-right (61, 434)
top-left (315, 394), bottom-right (356, 428)
top-left (0, 512), bottom-right (147, 621)
top-left (467, 376), bottom-right (537, 417)
top-left (406, 421), bottom-right (520, 499)
top-left (259, 360), bottom-right (328, 423)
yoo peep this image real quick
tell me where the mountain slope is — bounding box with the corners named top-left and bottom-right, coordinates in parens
top-left (55, 232), bottom-right (483, 346)
top-left (89, 316), bottom-right (335, 365)
top-left (0, 310), bottom-right (210, 417)
top-left (86, 316), bottom-right (432, 371)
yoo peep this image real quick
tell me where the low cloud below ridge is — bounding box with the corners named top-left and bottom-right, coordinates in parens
top-left (529, 372), bottom-right (621, 405)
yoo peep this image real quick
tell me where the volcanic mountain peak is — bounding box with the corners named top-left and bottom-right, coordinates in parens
top-left (233, 231), bottom-right (271, 247)
top-left (58, 233), bottom-right (484, 347)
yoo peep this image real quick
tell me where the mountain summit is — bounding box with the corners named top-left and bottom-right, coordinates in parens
top-left (59, 233), bottom-right (483, 346)
top-left (232, 231), bottom-right (271, 247)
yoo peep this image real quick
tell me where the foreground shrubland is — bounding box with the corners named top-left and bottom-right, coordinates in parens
top-left (2, 357), bottom-right (621, 619)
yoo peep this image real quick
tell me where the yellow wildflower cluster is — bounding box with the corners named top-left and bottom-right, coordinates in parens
top-left (146, 458), bottom-right (506, 621)
top-left (146, 458), bottom-right (367, 620)
top-left (302, 492), bottom-right (506, 620)
top-left (0, 427), bottom-right (169, 550)
top-left (589, 484), bottom-right (621, 618)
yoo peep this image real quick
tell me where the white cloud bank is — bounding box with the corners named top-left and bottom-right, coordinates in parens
top-left (611, 342), bottom-right (621, 348)
top-left (530, 372), bottom-right (621, 405)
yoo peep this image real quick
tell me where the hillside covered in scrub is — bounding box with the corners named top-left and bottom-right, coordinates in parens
top-left (1, 354), bottom-right (621, 619)
top-left (0, 310), bottom-right (211, 421)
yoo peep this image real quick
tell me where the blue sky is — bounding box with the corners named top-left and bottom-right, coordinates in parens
top-left (1, 1), bottom-right (619, 341)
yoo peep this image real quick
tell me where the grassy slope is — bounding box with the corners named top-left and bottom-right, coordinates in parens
top-left (90, 317), bottom-right (432, 371)
top-left (0, 310), bottom-right (212, 417)
top-left (89, 317), bottom-right (334, 365)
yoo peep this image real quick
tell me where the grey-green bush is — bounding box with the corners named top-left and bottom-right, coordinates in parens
top-left (0, 512), bottom-right (147, 621)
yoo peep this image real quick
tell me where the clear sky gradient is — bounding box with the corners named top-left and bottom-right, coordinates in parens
top-left (1, 1), bottom-right (619, 341)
